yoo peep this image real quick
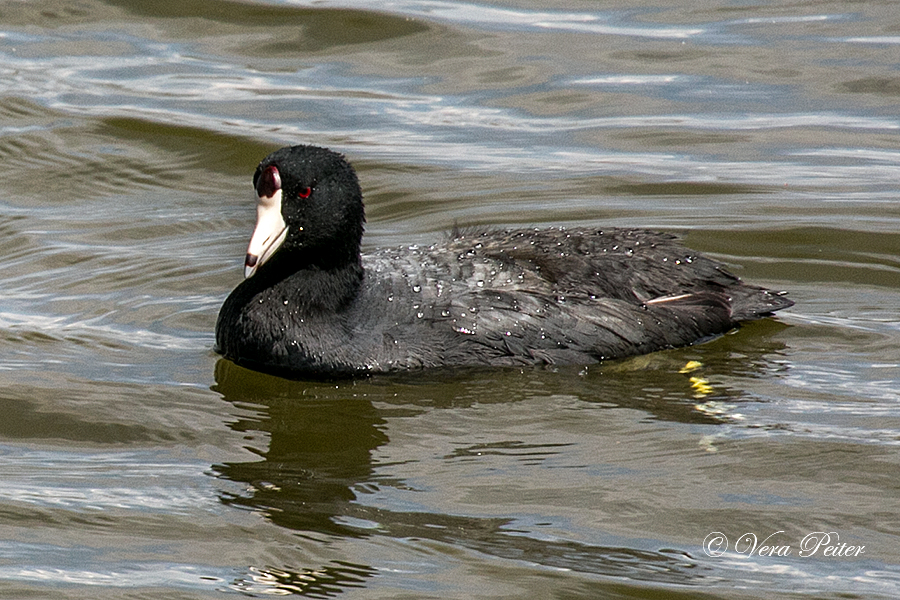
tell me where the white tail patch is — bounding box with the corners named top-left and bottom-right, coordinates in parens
top-left (645, 293), bottom-right (695, 305)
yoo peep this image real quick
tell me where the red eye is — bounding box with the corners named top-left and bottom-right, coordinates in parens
top-left (298, 187), bottom-right (312, 199)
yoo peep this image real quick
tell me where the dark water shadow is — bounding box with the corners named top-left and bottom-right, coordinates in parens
top-left (102, 0), bottom-right (429, 53)
top-left (208, 320), bottom-right (791, 595)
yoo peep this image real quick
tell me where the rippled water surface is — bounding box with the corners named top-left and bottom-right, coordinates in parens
top-left (2, 0), bottom-right (899, 598)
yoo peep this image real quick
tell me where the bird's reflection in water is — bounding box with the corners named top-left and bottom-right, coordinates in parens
top-left (214, 359), bottom-right (387, 536)
top-left (212, 360), bottom-right (382, 595)
top-left (209, 320), bottom-right (792, 594)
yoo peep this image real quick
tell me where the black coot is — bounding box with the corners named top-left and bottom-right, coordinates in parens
top-left (215, 145), bottom-right (792, 378)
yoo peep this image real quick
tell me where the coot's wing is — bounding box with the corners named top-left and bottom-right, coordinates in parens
top-left (440, 287), bottom-right (736, 365)
top-left (435, 227), bottom-right (790, 364)
top-left (469, 227), bottom-right (792, 317)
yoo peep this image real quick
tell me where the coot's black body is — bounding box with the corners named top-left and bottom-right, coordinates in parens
top-left (215, 145), bottom-right (792, 378)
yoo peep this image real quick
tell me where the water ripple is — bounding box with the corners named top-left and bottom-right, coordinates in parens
top-left (1, 1), bottom-right (899, 598)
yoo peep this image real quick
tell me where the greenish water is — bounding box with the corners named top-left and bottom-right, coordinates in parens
top-left (1, 1), bottom-right (899, 598)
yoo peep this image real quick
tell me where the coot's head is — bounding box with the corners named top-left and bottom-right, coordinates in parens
top-left (244, 145), bottom-right (365, 278)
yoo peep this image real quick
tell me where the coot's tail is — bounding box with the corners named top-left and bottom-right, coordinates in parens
top-left (729, 286), bottom-right (794, 321)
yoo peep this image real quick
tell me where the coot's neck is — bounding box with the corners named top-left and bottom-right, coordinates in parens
top-left (251, 248), bottom-right (364, 313)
